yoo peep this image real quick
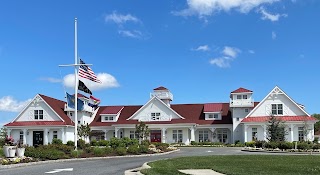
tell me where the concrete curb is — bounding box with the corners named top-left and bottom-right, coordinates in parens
top-left (241, 149), bottom-right (320, 154)
top-left (0, 149), bottom-right (180, 169)
top-left (124, 149), bottom-right (180, 175)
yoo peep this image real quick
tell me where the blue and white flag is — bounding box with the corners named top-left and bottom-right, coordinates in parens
top-left (66, 92), bottom-right (84, 111)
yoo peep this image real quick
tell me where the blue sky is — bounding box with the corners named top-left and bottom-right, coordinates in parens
top-left (0, 0), bottom-right (319, 126)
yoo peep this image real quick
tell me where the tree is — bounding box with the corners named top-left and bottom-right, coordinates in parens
top-left (312, 114), bottom-right (320, 132)
top-left (78, 123), bottom-right (91, 142)
top-left (267, 115), bottom-right (288, 142)
top-left (0, 127), bottom-right (7, 146)
top-left (135, 121), bottom-right (150, 144)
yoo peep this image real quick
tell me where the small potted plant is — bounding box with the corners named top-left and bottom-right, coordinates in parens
top-left (3, 136), bottom-right (16, 158)
top-left (16, 139), bottom-right (26, 157)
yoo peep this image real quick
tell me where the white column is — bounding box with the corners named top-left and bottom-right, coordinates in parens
top-left (60, 128), bottom-right (65, 144)
top-left (228, 128), bottom-right (233, 144)
top-left (23, 129), bottom-right (27, 145)
top-left (104, 130), bottom-right (108, 140)
top-left (7, 129), bottom-right (11, 137)
top-left (44, 128), bottom-right (49, 145)
top-left (290, 124), bottom-right (294, 142)
top-left (244, 125), bottom-right (248, 142)
top-left (161, 128), bottom-right (167, 143)
top-left (190, 127), bottom-right (195, 142)
top-left (263, 125), bottom-right (267, 141)
top-left (210, 128), bottom-right (216, 142)
top-left (115, 128), bottom-right (119, 138)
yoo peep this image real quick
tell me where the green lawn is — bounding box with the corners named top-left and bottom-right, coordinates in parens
top-left (141, 155), bottom-right (320, 175)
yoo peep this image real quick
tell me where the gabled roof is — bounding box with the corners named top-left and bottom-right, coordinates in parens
top-left (242, 116), bottom-right (317, 123)
top-left (153, 86), bottom-right (168, 91)
top-left (245, 86), bottom-right (310, 118)
top-left (5, 94), bottom-right (73, 127)
top-left (90, 103), bottom-right (233, 127)
top-left (231, 87), bottom-right (252, 94)
top-left (101, 106), bottom-right (124, 114)
top-left (126, 96), bottom-right (185, 120)
top-left (204, 103), bottom-right (223, 113)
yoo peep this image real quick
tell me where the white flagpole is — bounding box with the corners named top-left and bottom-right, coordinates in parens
top-left (74, 18), bottom-right (79, 150)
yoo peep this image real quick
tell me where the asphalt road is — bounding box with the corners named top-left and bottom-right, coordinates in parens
top-left (0, 147), bottom-right (302, 175)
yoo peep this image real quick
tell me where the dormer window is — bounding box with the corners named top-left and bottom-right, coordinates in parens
top-left (205, 113), bottom-right (221, 120)
top-left (105, 116), bottom-right (114, 121)
top-left (208, 114), bottom-right (214, 119)
top-left (214, 114), bottom-right (218, 119)
top-left (271, 104), bottom-right (283, 115)
top-left (237, 95), bottom-right (242, 99)
top-left (151, 112), bottom-right (160, 120)
top-left (243, 95), bottom-right (248, 99)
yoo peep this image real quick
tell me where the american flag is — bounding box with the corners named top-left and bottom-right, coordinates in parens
top-left (78, 59), bottom-right (102, 83)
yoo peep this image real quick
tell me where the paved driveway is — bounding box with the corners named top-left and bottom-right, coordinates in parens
top-left (0, 147), bottom-right (301, 175)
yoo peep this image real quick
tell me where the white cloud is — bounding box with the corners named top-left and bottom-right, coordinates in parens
top-left (63, 73), bottom-right (119, 91)
top-left (272, 31), bottom-right (277, 39)
top-left (209, 57), bottom-right (231, 68)
top-left (39, 77), bottom-right (62, 83)
top-left (260, 7), bottom-right (287, 22)
top-left (193, 45), bottom-right (210, 51)
top-left (248, 50), bottom-right (255, 54)
top-left (174, 0), bottom-right (280, 18)
top-left (105, 12), bottom-right (140, 25)
top-left (0, 96), bottom-right (32, 112)
top-left (222, 46), bottom-right (241, 58)
top-left (118, 30), bottom-right (143, 39)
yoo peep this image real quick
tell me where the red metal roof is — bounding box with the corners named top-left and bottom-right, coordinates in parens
top-left (231, 87), bottom-right (252, 93)
top-left (90, 103), bottom-right (233, 127)
top-left (4, 121), bottom-right (69, 126)
top-left (153, 86), bottom-right (168, 91)
top-left (204, 103), bottom-right (223, 112)
top-left (242, 116), bottom-right (317, 123)
top-left (101, 106), bottom-right (124, 114)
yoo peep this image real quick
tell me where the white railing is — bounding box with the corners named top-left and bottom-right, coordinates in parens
top-left (230, 99), bottom-right (254, 107)
top-left (150, 92), bottom-right (173, 100)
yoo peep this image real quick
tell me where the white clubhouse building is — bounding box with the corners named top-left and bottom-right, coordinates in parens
top-left (4, 86), bottom-right (317, 146)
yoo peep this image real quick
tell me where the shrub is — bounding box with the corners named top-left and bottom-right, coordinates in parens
top-left (104, 147), bottom-right (113, 154)
top-left (190, 141), bottom-right (198, 145)
top-left (127, 145), bottom-right (140, 154)
top-left (66, 141), bottom-right (75, 147)
top-left (255, 140), bottom-right (266, 148)
top-left (312, 144), bottom-right (320, 150)
top-left (265, 142), bottom-right (278, 149)
top-left (98, 140), bottom-right (109, 146)
top-left (314, 137), bottom-right (319, 143)
top-left (52, 138), bottom-right (63, 145)
top-left (77, 139), bottom-right (86, 149)
top-left (297, 142), bottom-right (311, 150)
top-left (70, 150), bottom-right (83, 158)
top-left (245, 141), bottom-right (255, 147)
top-left (110, 137), bottom-right (121, 149)
top-left (93, 147), bottom-right (105, 156)
top-left (115, 147), bottom-right (127, 156)
top-left (235, 140), bottom-right (241, 145)
top-left (278, 142), bottom-right (293, 150)
top-left (141, 140), bottom-right (150, 146)
top-left (91, 139), bottom-right (98, 146)
top-left (139, 145), bottom-right (149, 153)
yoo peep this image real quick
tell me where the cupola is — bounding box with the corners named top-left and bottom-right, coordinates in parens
top-left (150, 86), bottom-right (173, 107)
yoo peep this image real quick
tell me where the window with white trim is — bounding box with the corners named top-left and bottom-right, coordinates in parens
top-left (245, 108), bottom-right (249, 113)
top-left (151, 112), bottom-right (160, 120)
top-left (237, 95), bottom-right (242, 99)
top-left (104, 116), bottom-right (115, 121)
top-left (173, 130), bottom-right (183, 143)
top-left (199, 130), bottom-right (209, 142)
top-left (252, 128), bottom-right (258, 141)
top-left (298, 127), bottom-right (304, 141)
top-left (271, 104), bottom-right (283, 115)
top-left (129, 131), bottom-right (139, 139)
top-left (243, 95), bottom-right (248, 99)
top-left (34, 110), bottom-right (44, 120)
top-left (213, 114), bottom-right (219, 119)
top-left (208, 114), bottom-right (214, 119)
top-left (53, 131), bottom-right (58, 139)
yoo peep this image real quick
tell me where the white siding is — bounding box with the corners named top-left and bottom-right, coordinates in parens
top-left (250, 93), bottom-right (306, 117)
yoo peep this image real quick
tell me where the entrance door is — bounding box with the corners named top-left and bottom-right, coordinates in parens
top-left (33, 131), bottom-right (44, 146)
top-left (150, 130), bottom-right (161, 142)
top-left (217, 129), bottom-right (228, 143)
